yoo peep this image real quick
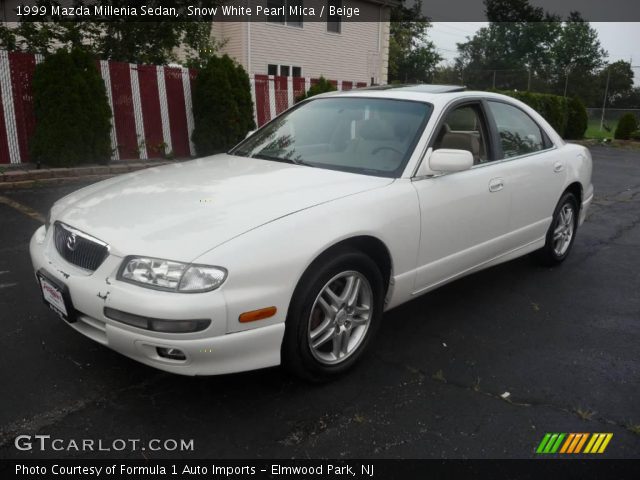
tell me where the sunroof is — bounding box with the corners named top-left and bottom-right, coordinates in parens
top-left (358, 84), bottom-right (466, 93)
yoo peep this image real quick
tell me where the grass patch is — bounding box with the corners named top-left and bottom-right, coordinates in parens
top-left (585, 119), bottom-right (617, 140)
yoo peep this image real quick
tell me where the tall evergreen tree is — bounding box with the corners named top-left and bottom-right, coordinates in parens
top-left (389, 0), bottom-right (442, 83)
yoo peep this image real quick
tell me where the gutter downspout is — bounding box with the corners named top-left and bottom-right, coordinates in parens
top-left (247, 21), bottom-right (251, 74)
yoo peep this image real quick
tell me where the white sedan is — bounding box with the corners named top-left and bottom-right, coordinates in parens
top-left (30, 86), bottom-right (593, 380)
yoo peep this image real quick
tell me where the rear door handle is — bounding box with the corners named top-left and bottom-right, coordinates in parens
top-left (553, 162), bottom-right (564, 173)
top-left (489, 177), bottom-right (504, 193)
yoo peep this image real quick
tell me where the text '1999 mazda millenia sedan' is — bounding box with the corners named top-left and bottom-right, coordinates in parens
top-left (30, 86), bottom-right (593, 380)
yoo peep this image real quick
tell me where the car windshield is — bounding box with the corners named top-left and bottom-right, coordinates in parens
top-left (230, 97), bottom-right (432, 177)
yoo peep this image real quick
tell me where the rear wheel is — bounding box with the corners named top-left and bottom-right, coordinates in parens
top-left (282, 248), bottom-right (384, 381)
top-left (535, 192), bottom-right (579, 266)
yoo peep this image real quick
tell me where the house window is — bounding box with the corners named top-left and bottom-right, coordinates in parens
top-left (267, 0), bottom-right (303, 27)
top-left (266, 0), bottom-right (285, 24)
top-left (268, 65), bottom-right (302, 77)
top-left (287, 0), bottom-right (303, 27)
top-left (327, 0), bottom-right (341, 33)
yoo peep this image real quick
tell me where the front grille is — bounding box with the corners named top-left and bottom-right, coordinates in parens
top-left (53, 222), bottom-right (109, 272)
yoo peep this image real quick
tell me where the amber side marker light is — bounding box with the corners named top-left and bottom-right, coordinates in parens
top-left (239, 306), bottom-right (277, 323)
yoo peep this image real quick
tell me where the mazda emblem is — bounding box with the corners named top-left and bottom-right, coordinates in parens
top-left (66, 233), bottom-right (78, 251)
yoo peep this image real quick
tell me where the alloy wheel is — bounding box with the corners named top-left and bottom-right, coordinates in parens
top-left (307, 271), bottom-right (373, 365)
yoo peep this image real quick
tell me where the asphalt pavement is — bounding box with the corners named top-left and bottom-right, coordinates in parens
top-left (0, 146), bottom-right (638, 459)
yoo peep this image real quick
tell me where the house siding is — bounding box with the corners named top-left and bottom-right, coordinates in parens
top-left (215, 1), bottom-right (390, 85)
top-left (212, 22), bottom-right (248, 68)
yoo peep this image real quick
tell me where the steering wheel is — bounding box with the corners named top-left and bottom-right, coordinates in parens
top-left (371, 146), bottom-right (403, 156)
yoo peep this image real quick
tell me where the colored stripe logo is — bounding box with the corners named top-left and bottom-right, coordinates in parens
top-left (536, 433), bottom-right (613, 454)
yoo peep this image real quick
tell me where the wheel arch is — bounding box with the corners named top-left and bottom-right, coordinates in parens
top-left (291, 235), bottom-right (394, 307)
top-left (563, 181), bottom-right (583, 212)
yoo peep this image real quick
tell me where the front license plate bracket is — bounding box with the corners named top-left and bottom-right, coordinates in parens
top-left (37, 269), bottom-right (77, 323)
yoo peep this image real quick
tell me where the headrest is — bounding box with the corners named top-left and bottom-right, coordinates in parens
top-left (440, 132), bottom-right (479, 154)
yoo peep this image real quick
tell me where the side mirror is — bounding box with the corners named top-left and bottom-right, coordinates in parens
top-left (429, 149), bottom-right (473, 173)
top-left (245, 130), bottom-right (256, 139)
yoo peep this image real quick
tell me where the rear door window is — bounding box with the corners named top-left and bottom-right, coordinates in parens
top-left (487, 101), bottom-right (549, 159)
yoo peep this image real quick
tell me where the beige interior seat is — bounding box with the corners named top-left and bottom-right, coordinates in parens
top-left (439, 132), bottom-right (480, 164)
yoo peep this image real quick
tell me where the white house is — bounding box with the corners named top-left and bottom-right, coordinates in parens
top-left (211, 0), bottom-right (397, 85)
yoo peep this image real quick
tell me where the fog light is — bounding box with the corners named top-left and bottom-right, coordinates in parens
top-left (156, 347), bottom-right (186, 361)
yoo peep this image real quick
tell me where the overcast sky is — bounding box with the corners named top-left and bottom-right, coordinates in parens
top-left (429, 22), bottom-right (640, 67)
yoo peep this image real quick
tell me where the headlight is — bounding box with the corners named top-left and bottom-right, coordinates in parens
top-left (118, 256), bottom-right (227, 293)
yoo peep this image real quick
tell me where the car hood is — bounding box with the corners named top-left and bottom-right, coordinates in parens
top-left (52, 154), bottom-right (393, 261)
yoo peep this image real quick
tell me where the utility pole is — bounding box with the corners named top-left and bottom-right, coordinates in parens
top-left (600, 68), bottom-right (610, 131)
top-left (563, 69), bottom-right (570, 97)
top-left (527, 69), bottom-right (531, 91)
top-left (492, 70), bottom-right (496, 89)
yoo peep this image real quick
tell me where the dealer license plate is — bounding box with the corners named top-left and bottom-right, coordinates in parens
top-left (37, 272), bottom-right (71, 321)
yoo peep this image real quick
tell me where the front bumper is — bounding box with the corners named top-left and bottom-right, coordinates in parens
top-left (29, 225), bottom-right (284, 375)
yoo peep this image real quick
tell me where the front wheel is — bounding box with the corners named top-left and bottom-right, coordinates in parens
top-left (282, 248), bottom-right (384, 381)
top-left (535, 192), bottom-right (579, 266)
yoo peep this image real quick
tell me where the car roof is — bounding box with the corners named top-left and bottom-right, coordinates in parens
top-left (358, 84), bottom-right (467, 93)
top-left (324, 86), bottom-right (517, 106)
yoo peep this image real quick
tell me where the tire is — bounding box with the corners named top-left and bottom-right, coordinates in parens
top-left (282, 247), bottom-right (385, 382)
top-left (535, 192), bottom-right (579, 266)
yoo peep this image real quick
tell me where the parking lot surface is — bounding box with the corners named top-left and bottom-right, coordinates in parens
top-left (0, 146), bottom-right (638, 459)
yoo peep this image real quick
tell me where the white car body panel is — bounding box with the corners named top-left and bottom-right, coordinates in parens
top-left (30, 89), bottom-right (593, 376)
top-left (50, 155), bottom-right (392, 262)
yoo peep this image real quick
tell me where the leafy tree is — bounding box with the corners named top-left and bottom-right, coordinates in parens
top-left (456, 0), bottom-right (560, 91)
top-left (599, 61), bottom-right (634, 106)
top-left (551, 12), bottom-right (607, 102)
top-left (433, 64), bottom-right (463, 85)
top-left (610, 87), bottom-right (640, 109)
top-left (455, 1), bottom-right (609, 100)
top-left (191, 55), bottom-right (254, 156)
top-left (614, 113), bottom-right (638, 140)
top-left (0, 24), bottom-right (17, 50)
top-left (389, 0), bottom-right (442, 83)
top-left (3, 0), bottom-right (222, 65)
top-left (31, 48), bottom-right (112, 166)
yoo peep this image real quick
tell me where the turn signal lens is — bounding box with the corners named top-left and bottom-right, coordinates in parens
top-left (239, 306), bottom-right (277, 323)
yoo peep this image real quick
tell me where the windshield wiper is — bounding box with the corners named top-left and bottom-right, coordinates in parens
top-left (251, 153), bottom-right (311, 167)
top-left (251, 153), bottom-right (293, 163)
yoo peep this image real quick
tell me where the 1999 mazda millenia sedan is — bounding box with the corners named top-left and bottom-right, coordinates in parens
top-left (30, 86), bottom-right (593, 380)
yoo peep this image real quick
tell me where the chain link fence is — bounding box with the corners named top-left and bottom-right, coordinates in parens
top-left (586, 108), bottom-right (640, 136)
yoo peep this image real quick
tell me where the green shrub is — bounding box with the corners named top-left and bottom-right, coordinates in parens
top-left (614, 113), bottom-right (639, 140)
top-left (500, 90), bottom-right (569, 136)
top-left (31, 48), bottom-right (112, 167)
top-left (630, 130), bottom-right (640, 141)
top-left (297, 76), bottom-right (336, 102)
top-left (564, 97), bottom-right (588, 140)
top-left (191, 55), bottom-right (255, 156)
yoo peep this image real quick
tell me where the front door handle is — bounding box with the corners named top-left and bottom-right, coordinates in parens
top-left (553, 162), bottom-right (564, 173)
top-left (489, 177), bottom-right (504, 193)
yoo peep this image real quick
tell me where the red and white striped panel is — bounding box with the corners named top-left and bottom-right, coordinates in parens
top-left (99, 59), bottom-right (119, 161)
top-left (250, 75), bottom-right (369, 127)
top-left (0, 50), bottom-right (20, 164)
top-left (0, 52), bottom-right (371, 163)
